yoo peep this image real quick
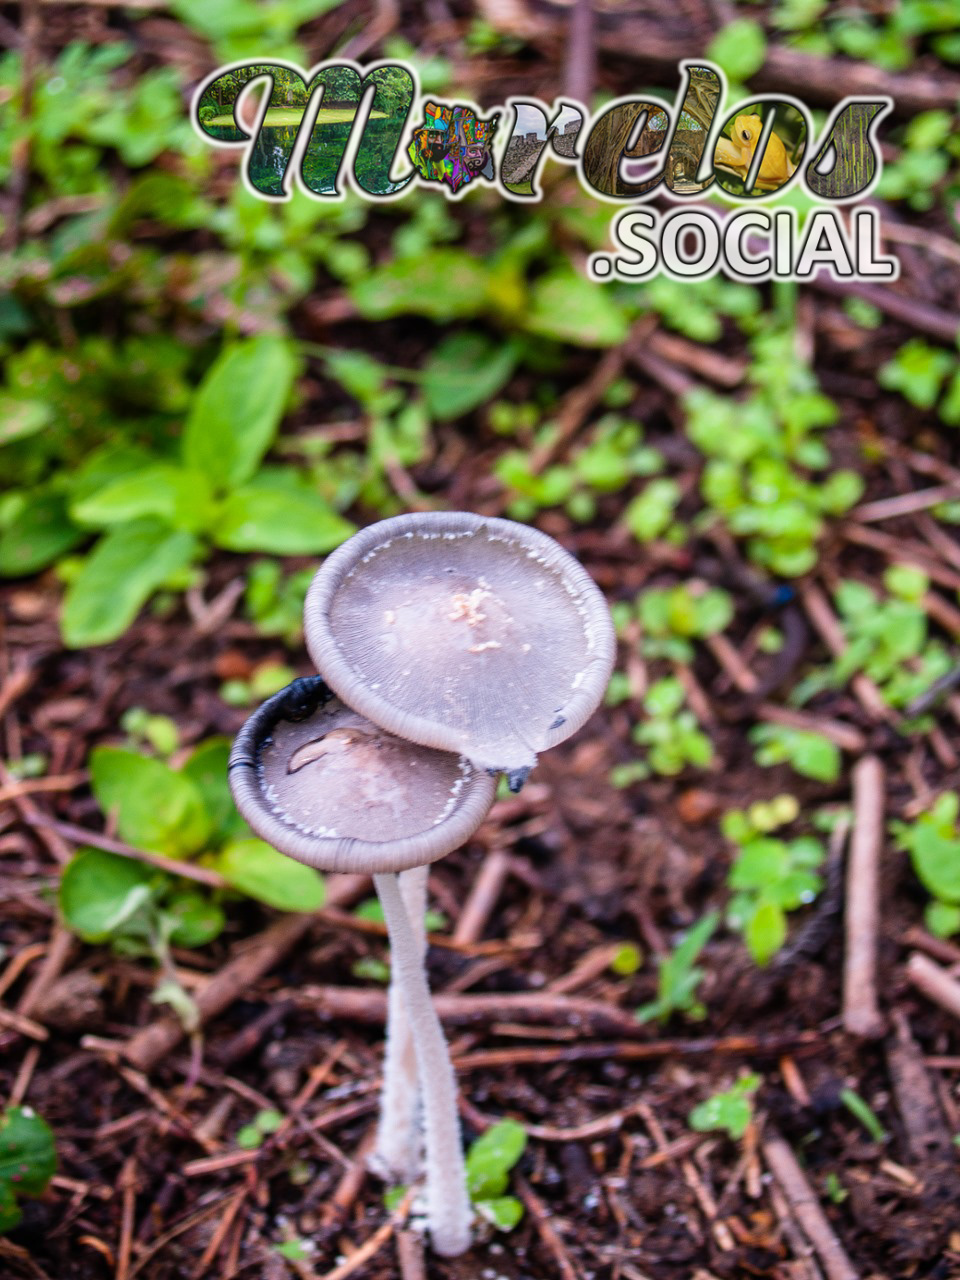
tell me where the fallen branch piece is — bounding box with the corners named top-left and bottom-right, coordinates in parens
top-left (842, 756), bottom-right (885, 1039)
top-left (906, 952), bottom-right (960, 1021)
top-left (763, 1132), bottom-right (859, 1280)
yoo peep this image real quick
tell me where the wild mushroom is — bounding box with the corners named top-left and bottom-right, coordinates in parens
top-left (228, 676), bottom-right (495, 1257)
top-left (303, 511), bottom-right (617, 790)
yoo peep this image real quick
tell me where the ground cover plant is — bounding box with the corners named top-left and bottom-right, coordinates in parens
top-left (1, 0), bottom-right (960, 1276)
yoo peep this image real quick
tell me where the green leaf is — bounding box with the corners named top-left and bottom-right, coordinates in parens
top-left (0, 1180), bottom-right (22, 1234)
top-left (526, 271), bottom-right (629, 347)
top-left (689, 1075), bottom-right (760, 1140)
top-left (466, 1120), bottom-right (527, 1201)
top-left (0, 491), bottom-right (86, 577)
top-left (475, 1197), bottom-right (524, 1231)
top-left (0, 1107), bottom-right (57, 1199)
top-left (351, 251), bottom-right (491, 321)
top-left (91, 746), bottom-right (212, 857)
top-left (211, 486), bottom-right (355, 554)
top-left (729, 839), bottom-right (789, 890)
top-left (62, 519), bottom-right (197, 647)
top-left (745, 900), bottom-right (786, 965)
top-left (909, 825), bottom-right (960, 902)
top-left (166, 892), bottom-right (225, 948)
top-left (181, 738), bottom-right (247, 844)
top-left (0, 396), bottom-right (52, 447)
top-left (71, 465), bottom-right (214, 533)
top-left (706, 19), bottom-right (768, 80)
top-left (925, 899), bottom-right (960, 938)
top-left (182, 337), bottom-right (297, 489)
top-left (59, 848), bottom-right (158, 943)
top-left (216, 838), bottom-right (325, 911)
top-left (422, 333), bottom-right (517, 421)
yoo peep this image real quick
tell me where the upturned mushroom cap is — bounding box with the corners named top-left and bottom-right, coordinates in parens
top-left (228, 677), bottom-right (496, 874)
top-left (303, 512), bottom-right (616, 777)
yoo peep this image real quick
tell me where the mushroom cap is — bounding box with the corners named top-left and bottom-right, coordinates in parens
top-left (228, 677), bottom-right (496, 874)
top-left (303, 512), bottom-right (616, 774)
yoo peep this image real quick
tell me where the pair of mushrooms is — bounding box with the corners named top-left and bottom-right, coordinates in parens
top-left (229, 511), bottom-right (615, 1256)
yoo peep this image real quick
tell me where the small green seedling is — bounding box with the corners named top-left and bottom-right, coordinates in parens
top-left (236, 1109), bottom-right (284, 1150)
top-left (890, 792), bottom-right (960, 937)
top-left (794, 569), bottom-right (950, 713)
top-left (634, 583), bottom-right (734, 662)
top-left (220, 662), bottom-right (297, 708)
top-left (121, 707), bottom-right (180, 759)
top-left (351, 956), bottom-right (391, 983)
top-left (385, 1118), bottom-right (528, 1231)
top-left (749, 723), bottom-right (841, 783)
top-left (839, 1088), bottom-right (887, 1144)
top-left (689, 1074), bottom-right (761, 1140)
top-left (723, 803), bottom-right (824, 966)
top-left (0, 1107), bottom-right (57, 1234)
top-left (683, 329), bottom-right (861, 577)
top-left (353, 897), bottom-right (447, 933)
top-left (609, 943), bottom-right (643, 976)
top-left (245, 560), bottom-right (314, 645)
top-left (637, 912), bottom-right (718, 1024)
top-left (465, 1119), bottom-right (527, 1232)
top-left (618, 677), bottom-right (713, 781)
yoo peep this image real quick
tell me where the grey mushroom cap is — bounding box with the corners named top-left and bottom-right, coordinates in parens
top-left (303, 511), bottom-right (616, 775)
top-left (228, 677), bottom-right (497, 875)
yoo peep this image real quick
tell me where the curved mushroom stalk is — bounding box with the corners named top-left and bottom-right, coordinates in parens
top-left (374, 871), bottom-right (473, 1258)
top-left (371, 864), bottom-right (428, 1183)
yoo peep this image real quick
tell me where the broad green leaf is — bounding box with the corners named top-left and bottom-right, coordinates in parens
top-left (730, 839), bottom-right (789, 890)
top-left (706, 18), bottom-right (768, 81)
top-left (910, 825), bottom-right (960, 903)
top-left (211, 486), bottom-right (355, 555)
top-left (0, 1180), bottom-right (22, 1233)
top-left (165, 892), bottom-right (225, 948)
top-left (59, 848), bottom-right (158, 943)
top-left (0, 1107), bottom-right (57, 1197)
top-left (0, 491), bottom-right (86, 577)
top-left (925, 899), bottom-right (960, 938)
top-left (71, 465), bottom-right (214, 533)
top-left (475, 1197), bottom-right (524, 1231)
top-left (525, 271), bottom-right (629, 347)
top-left (422, 333), bottom-right (517, 421)
top-left (91, 747), bottom-right (212, 857)
top-left (182, 337), bottom-right (297, 489)
top-left (466, 1119), bottom-right (527, 1201)
top-left (216, 838), bottom-right (325, 911)
top-left (181, 738), bottom-right (247, 844)
top-left (0, 396), bottom-right (52, 447)
top-left (350, 251), bottom-right (491, 321)
top-left (62, 519), bottom-right (197, 647)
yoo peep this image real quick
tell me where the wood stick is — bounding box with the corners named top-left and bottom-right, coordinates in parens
top-left (763, 1133), bottom-right (859, 1280)
top-left (842, 757), bottom-right (885, 1040)
top-left (851, 485), bottom-right (960, 523)
top-left (452, 848), bottom-right (512, 944)
top-left (451, 1031), bottom-right (822, 1070)
top-left (122, 873), bottom-right (368, 1071)
top-left (906, 952), bottom-right (960, 1021)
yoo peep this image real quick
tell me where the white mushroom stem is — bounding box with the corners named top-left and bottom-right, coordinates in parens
top-left (374, 871), bottom-right (473, 1258)
top-left (372, 864), bottom-right (428, 1182)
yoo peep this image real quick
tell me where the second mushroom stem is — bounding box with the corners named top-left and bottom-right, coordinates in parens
top-left (373, 871), bottom-right (473, 1258)
top-left (373, 863), bottom-right (428, 1181)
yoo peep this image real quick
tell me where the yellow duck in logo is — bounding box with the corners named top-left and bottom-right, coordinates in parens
top-left (713, 113), bottom-right (796, 191)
